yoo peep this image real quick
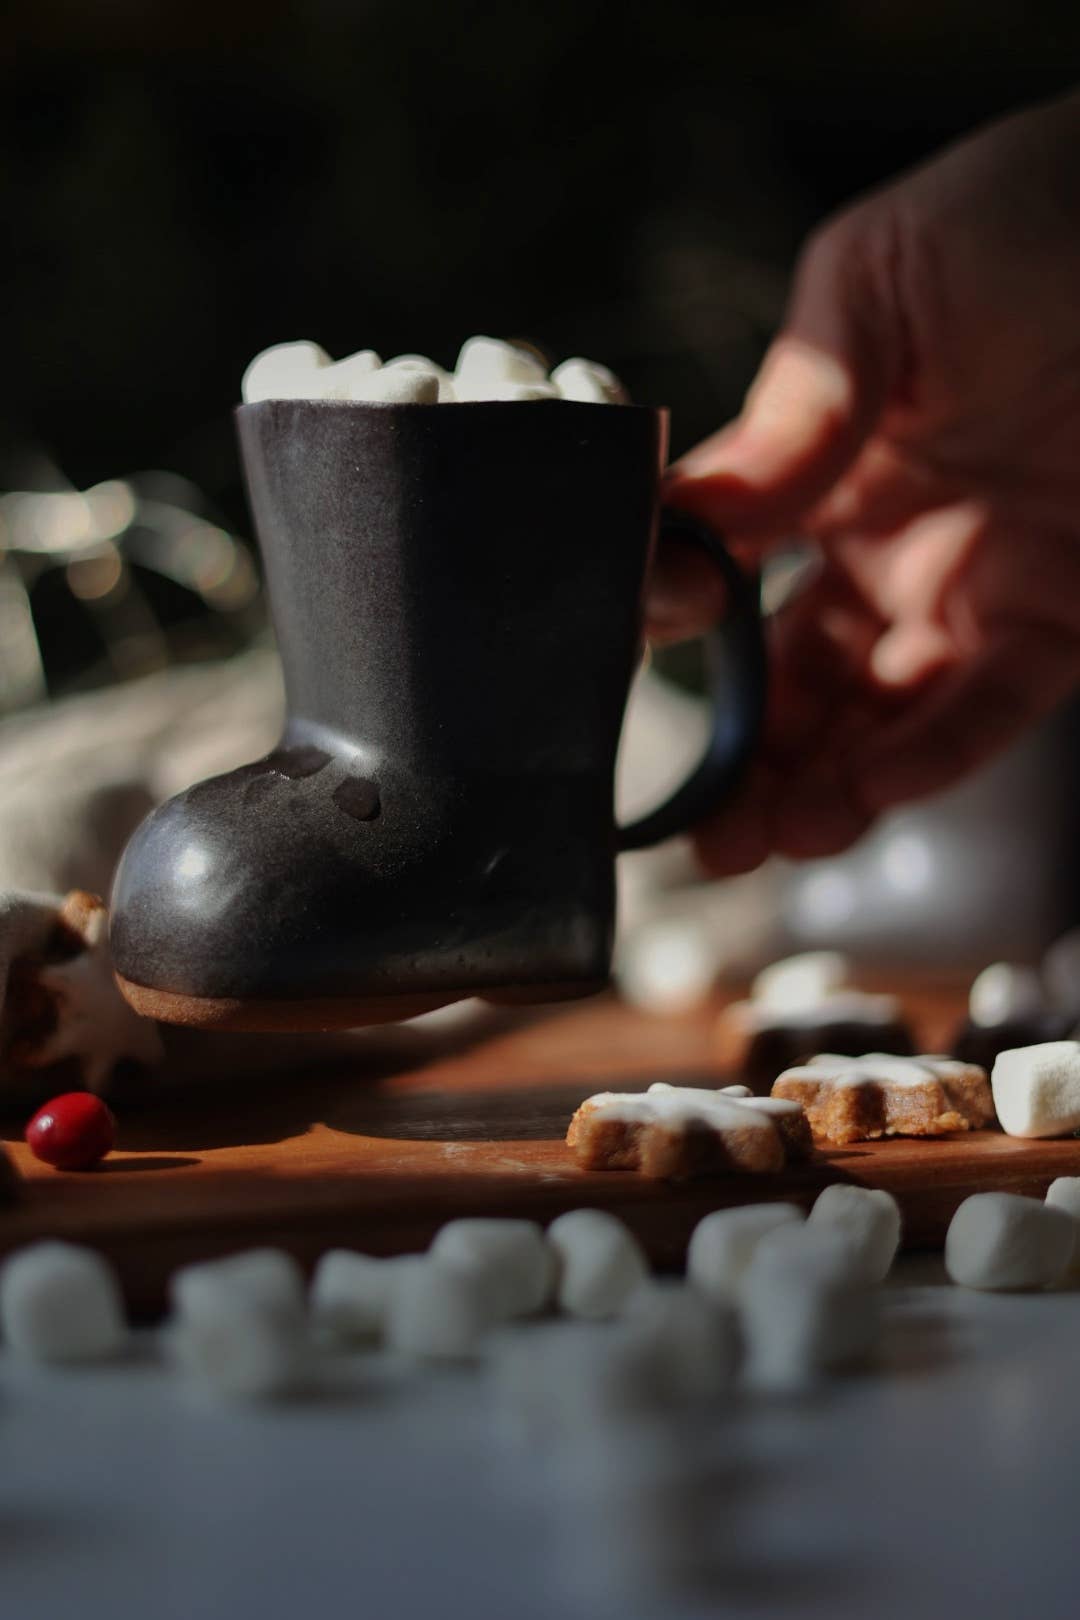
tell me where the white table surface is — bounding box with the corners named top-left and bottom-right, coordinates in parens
top-left (4, 1256), bottom-right (1079, 1620)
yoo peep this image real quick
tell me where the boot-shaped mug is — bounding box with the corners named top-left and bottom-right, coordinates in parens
top-left (111, 399), bottom-right (766, 1030)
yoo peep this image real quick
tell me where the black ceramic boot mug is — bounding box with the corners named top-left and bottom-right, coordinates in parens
top-left (111, 400), bottom-right (766, 1030)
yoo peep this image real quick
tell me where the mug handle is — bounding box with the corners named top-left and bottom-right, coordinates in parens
top-left (617, 508), bottom-right (767, 851)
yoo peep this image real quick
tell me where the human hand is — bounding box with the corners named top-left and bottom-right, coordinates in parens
top-left (658, 90), bottom-right (1080, 876)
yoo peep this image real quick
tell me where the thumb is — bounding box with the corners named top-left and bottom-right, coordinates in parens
top-left (665, 211), bottom-right (899, 540)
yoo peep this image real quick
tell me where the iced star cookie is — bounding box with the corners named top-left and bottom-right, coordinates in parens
top-left (713, 953), bottom-right (915, 1091)
top-left (567, 1082), bottom-right (813, 1179)
top-left (771, 1053), bottom-right (995, 1146)
top-left (715, 984), bottom-right (915, 1091)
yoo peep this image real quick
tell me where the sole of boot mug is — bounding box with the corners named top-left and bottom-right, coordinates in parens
top-left (114, 974), bottom-right (609, 1031)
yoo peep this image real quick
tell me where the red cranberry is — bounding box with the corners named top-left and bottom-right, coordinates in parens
top-left (25, 1093), bottom-right (115, 1171)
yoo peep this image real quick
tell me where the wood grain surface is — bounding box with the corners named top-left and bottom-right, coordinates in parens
top-left (3, 985), bottom-right (1079, 1314)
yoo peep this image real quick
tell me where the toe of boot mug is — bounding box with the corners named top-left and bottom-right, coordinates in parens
top-left (111, 399), bottom-right (767, 1031)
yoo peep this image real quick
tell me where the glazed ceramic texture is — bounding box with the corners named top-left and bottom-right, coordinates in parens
top-left (111, 403), bottom-right (662, 1022)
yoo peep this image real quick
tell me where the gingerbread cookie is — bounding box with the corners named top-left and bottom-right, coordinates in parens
top-left (771, 1053), bottom-right (995, 1146)
top-left (715, 991), bottom-right (915, 1092)
top-left (3, 890), bottom-right (164, 1098)
top-left (567, 1081), bottom-right (813, 1179)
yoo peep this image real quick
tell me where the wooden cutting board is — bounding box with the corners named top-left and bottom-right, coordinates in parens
top-left (3, 987), bottom-right (1079, 1315)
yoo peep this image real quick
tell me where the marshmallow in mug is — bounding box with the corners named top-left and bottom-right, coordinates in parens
top-left (240, 336), bottom-right (628, 407)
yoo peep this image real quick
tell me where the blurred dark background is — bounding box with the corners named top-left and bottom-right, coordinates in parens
top-left (6, 0), bottom-right (1080, 510)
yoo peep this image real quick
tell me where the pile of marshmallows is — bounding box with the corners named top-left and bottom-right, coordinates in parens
top-left (6, 1182), bottom-right (1080, 1406)
top-left (0, 1194), bottom-right (897, 1404)
top-left (240, 336), bottom-right (627, 408)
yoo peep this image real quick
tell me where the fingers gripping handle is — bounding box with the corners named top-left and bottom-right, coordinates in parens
top-left (617, 511), bottom-right (767, 852)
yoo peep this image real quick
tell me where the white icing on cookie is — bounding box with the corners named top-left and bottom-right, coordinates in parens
top-left (777, 1053), bottom-right (974, 1089)
top-left (580, 1082), bottom-right (802, 1133)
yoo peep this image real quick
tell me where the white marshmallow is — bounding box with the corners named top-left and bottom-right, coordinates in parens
top-left (615, 918), bottom-right (718, 1016)
top-left (968, 963), bottom-right (1045, 1027)
top-left (0, 1242), bottom-right (127, 1362)
top-left (686, 1204), bottom-right (804, 1305)
top-left (547, 1210), bottom-right (649, 1320)
top-left (1046, 1178), bottom-right (1080, 1276)
top-left (382, 352), bottom-right (439, 371)
top-left (343, 367), bottom-right (440, 405)
top-left (738, 1225), bottom-right (879, 1390)
top-left (453, 335), bottom-right (548, 400)
top-left (1043, 929), bottom-right (1080, 1011)
top-left (384, 1256), bottom-right (487, 1360)
top-left (241, 340), bottom-right (331, 403)
top-left (382, 353), bottom-right (458, 401)
top-left (310, 1250), bottom-right (394, 1341)
top-left (482, 380), bottom-right (558, 401)
top-left (167, 1250), bottom-right (309, 1402)
top-left (550, 357), bottom-right (627, 404)
top-left (166, 1299), bottom-right (307, 1401)
top-left (808, 1185), bottom-right (901, 1285)
top-left (169, 1249), bottom-right (306, 1324)
top-left (488, 1320), bottom-right (666, 1447)
top-left (945, 1192), bottom-right (1075, 1290)
top-left (430, 1218), bottom-right (554, 1321)
top-left (1046, 1176), bottom-right (1080, 1219)
top-left (318, 349), bottom-right (382, 399)
top-left (623, 1282), bottom-right (738, 1401)
top-left (991, 1041), bottom-right (1080, 1137)
top-left (751, 950), bottom-right (851, 1012)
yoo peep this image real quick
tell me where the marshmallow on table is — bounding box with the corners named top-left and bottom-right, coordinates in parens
top-left (944, 1192), bottom-right (1075, 1290)
top-left (614, 917), bottom-right (718, 1016)
top-left (241, 340), bottom-right (331, 403)
top-left (968, 963), bottom-right (1046, 1027)
top-left (429, 1218), bottom-right (554, 1321)
top-left (169, 1248), bottom-right (306, 1322)
top-left (547, 1210), bottom-right (649, 1320)
top-left (738, 1224), bottom-right (879, 1391)
top-left (808, 1185), bottom-right (902, 1285)
top-left (751, 950), bottom-right (851, 1012)
top-left (991, 1041), bottom-right (1080, 1137)
top-left (686, 1203), bottom-right (804, 1305)
top-left (1046, 1176), bottom-right (1080, 1220)
top-left (384, 1255), bottom-right (488, 1360)
top-left (310, 1250), bottom-right (395, 1342)
top-left (550, 357), bottom-right (628, 404)
top-left (1046, 1178), bottom-right (1080, 1276)
top-left (166, 1300), bottom-right (307, 1401)
top-left (623, 1282), bottom-right (738, 1402)
top-left (0, 1242), bottom-right (127, 1362)
top-left (166, 1247), bottom-right (309, 1402)
top-left (488, 1319), bottom-right (670, 1447)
